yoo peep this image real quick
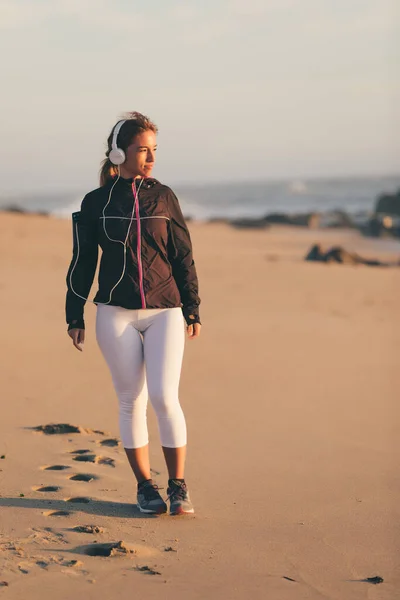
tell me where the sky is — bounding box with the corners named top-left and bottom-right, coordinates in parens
top-left (0, 0), bottom-right (399, 193)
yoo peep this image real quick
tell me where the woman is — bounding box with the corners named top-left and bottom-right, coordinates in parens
top-left (65, 111), bottom-right (201, 515)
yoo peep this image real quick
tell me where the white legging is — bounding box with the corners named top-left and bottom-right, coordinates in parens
top-left (96, 304), bottom-right (187, 449)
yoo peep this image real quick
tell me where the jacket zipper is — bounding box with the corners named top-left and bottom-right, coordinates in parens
top-left (132, 182), bottom-right (146, 308)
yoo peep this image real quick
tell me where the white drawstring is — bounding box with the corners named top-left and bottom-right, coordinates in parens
top-left (69, 165), bottom-right (144, 305)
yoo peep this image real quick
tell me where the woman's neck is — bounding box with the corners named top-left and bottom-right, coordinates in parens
top-left (119, 165), bottom-right (142, 180)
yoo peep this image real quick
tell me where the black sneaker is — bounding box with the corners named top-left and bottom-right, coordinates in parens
top-left (137, 480), bottom-right (167, 514)
top-left (167, 479), bottom-right (194, 515)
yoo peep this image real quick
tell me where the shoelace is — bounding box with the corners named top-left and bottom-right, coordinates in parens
top-left (167, 481), bottom-right (187, 502)
top-left (140, 483), bottom-right (164, 501)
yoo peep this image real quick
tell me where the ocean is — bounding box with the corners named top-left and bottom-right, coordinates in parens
top-left (1, 175), bottom-right (399, 221)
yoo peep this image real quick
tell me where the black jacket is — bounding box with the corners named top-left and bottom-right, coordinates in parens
top-left (65, 177), bottom-right (201, 329)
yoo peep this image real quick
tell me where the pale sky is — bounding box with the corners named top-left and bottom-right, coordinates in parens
top-left (0, 0), bottom-right (399, 193)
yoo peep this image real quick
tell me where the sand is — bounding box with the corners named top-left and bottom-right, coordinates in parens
top-left (0, 211), bottom-right (399, 599)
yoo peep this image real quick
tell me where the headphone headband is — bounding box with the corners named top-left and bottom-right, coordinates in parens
top-left (111, 119), bottom-right (127, 153)
top-left (109, 117), bottom-right (137, 166)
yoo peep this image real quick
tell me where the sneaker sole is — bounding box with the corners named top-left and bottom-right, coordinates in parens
top-left (170, 506), bottom-right (195, 516)
top-left (137, 504), bottom-right (167, 515)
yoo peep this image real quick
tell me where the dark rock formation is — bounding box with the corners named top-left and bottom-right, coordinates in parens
top-left (375, 190), bottom-right (400, 215)
top-left (305, 244), bottom-right (399, 267)
top-left (362, 188), bottom-right (400, 238)
top-left (0, 204), bottom-right (49, 216)
top-left (230, 217), bottom-right (270, 229)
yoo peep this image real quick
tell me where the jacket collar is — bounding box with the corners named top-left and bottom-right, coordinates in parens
top-left (116, 176), bottom-right (159, 190)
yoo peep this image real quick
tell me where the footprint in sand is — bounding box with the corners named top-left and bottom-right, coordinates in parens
top-left (34, 424), bottom-right (81, 435)
top-left (27, 527), bottom-right (68, 546)
top-left (72, 454), bottom-right (115, 467)
top-left (15, 554), bottom-right (85, 576)
top-left (65, 497), bottom-right (91, 504)
top-left (41, 465), bottom-right (70, 471)
top-left (32, 485), bottom-right (61, 493)
top-left (18, 562), bottom-right (31, 574)
top-left (32, 423), bottom-right (108, 436)
top-left (135, 565), bottom-right (161, 576)
top-left (44, 510), bottom-right (71, 517)
top-left (35, 557), bottom-right (86, 571)
top-left (61, 559), bottom-right (84, 568)
top-left (72, 541), bottom-right (160, 569)
top-left (70, 525), bottom-right (105, 534)
top-left (72, 454), bottom-right (96, 463)
top-left (74, 541), bottom-right (135, 557)
top-left (97, 438), bottom-right (120, 448)
top-left (70, 449), bottom-right (92, 455)
top-left (68, 474), bottom-right (98, 482)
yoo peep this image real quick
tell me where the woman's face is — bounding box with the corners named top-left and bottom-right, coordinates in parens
top-left (122, 130), bottom-right (157, 178)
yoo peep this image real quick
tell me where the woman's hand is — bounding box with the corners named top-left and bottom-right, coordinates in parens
top-left (68, 328), bottom-right (85, 351)
top-left (187, 322), bottom-right (201, 340)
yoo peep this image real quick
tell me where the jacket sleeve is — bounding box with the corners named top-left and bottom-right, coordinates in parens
top-left (166, 189), bottom-right (201, 325)
top-left (65, 194), bottom-right (98, 330)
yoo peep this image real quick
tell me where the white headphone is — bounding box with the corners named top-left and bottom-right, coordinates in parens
top-left (108, 119), bottom-right (127, 165)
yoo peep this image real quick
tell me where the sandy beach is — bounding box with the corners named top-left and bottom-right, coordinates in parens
top-left (0, 211), bottom-right (399, 599)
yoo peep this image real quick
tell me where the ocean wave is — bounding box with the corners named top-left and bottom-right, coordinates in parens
top-left (1, 175), bottom-right (399, 221)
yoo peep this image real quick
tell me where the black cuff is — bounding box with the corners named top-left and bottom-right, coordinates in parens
top-left (68, 318), bottom-right (85, 331)
top-left (182, 310), bottom-right (201, 326)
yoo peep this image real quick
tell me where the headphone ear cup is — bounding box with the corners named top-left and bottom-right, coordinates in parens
top-left (109, 148), bottom-right (126, 165)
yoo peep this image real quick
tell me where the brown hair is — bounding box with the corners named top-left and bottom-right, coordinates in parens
top-left (99, 111), bottom-right (158, 186)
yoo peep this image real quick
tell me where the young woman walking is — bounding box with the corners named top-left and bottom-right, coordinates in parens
top-left (65, 112), bottom-right (201, 515)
